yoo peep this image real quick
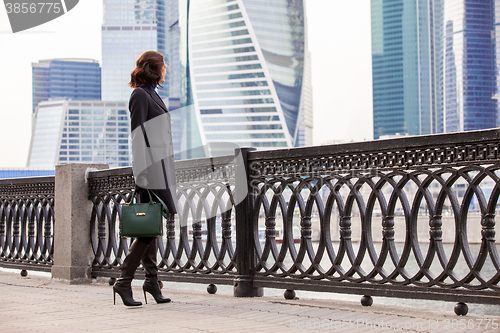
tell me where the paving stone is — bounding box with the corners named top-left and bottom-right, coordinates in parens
top-left (1, 269), bottom-right (499, 333)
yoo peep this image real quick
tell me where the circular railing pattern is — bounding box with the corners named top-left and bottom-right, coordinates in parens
top-left (89, 161), bottom-right (238, 278)
top-left (0, 178), bottom-right (55, 270)
top-left (89, 130), bottom-right (500, 302)
top-left (251, 163), bottom-right (500, 291)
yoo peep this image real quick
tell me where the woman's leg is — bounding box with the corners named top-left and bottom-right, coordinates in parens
top-left (113, 237), bottom-right (152, 306)
top-left (133, 188), bottom-right (171, 303)
top-left (141, 232), bottom-right (171, 303)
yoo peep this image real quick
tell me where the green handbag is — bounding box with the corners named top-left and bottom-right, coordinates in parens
top-left (121, 189), bottom-right (169, 238)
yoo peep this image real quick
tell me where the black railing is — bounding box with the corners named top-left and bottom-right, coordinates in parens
top-left (3, 128), bottom-right (499, 309)
top-left (248, 129), bottom-right (500, 305)
top-left (88, 129), bottom-right (500, 306)
top-left (0, 176), bottom-right (55, 271)
top-left (88, 155), bottom-right (239, 285)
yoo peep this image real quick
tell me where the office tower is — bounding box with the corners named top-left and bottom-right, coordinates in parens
top-left (27, 100), bottom-right (131, 168)
top-left (437, 0), bottom-right (498, 132)
top-left (101, 0), bottom-right (168, 101)
top-left (371, 0), bottom-right (436, 139)
top-left (371, 0), bottom-right (499, 139)
top-left (32, 59), bottom-right (101, 114)
top-left (168, 0), bottom-right (312, 156)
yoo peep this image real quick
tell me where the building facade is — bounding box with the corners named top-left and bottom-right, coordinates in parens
top-left (438, 0), bottom-right (499, 132)
top-left (99, 0), bottom-right (312, 160)
top-left (101, 0), bottom-right (168, 101)
top-left (168, 0), bottom-right (312, 157)
top-left (27, 100), bottom-right (131, 168)
top-left (32, 59), bottom-right (101, 114)
top-left (371, 0), bottom-right (499, 139)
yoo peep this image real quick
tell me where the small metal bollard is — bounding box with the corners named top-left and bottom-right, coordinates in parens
top-left (361, 295), bottom-right (373, 306)
top-left (207, 284), bottom-right (217, 294)
top-left (20, 270), bottom-right (28, 277)
top-left (284, 289), bottom-right (296, 300)
top-left (108, 277), bottom-right (116, 285)
top-left (454, 302), bottom-right (468, 316)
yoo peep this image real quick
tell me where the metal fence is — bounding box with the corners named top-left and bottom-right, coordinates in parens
top-left (87, 129), bottom-right (500, 305)
top-left (248, 130), bottom-right (500, 305)
top-left (2, 128), bottom-right (500, 307)
top-left (88, 155), bottom-right (239, 286)
top-left (0, 176), bottom-right (55, 271)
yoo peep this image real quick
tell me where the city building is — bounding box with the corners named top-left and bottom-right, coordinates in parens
top-left (371, 0), bottom-right (499, 139)
top-left (99, 0), bottom-right (312, 160)
top-left (101, 0), bottom-right (168, 102)
top-left (32, 59), bottom-right (101, 114)
top-left (27, 100), bottom-right (131, 168)
top-left (169, 0), bottom-right (313, 156)
top-left (437, 0), bottom-right (499, 133)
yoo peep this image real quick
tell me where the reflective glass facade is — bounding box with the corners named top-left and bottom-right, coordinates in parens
top-left (371, 0), bottom-right (435, 139)
top-left (182, 0), bottom-right (312, 153)
top-left (167, 0), bottom-right (205, 160)
top-left (102, 0), bottom-right (168, 101)
top-left (100, 0), bottom-right (311, 160)
top-left (32, 59), bottom-right (101, 114)
top-left (28, 100), bottom-right (131, 168)
top-left (372, 0), bottom-right (499, 139)
top-left (438, 0), bottom-right (498, 132)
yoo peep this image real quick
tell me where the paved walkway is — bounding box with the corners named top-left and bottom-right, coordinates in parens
top-left (1, 269), bottom-right (499, 333)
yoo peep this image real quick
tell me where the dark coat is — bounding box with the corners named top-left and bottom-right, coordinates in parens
top-left (129, 86), bottom-right (177, 214)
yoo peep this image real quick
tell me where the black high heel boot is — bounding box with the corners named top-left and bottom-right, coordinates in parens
top-left (113, 282), bottom-right (142, 306)
top-left (143, 276), bottom-right (171, 304)
top-left (141, 238), bottom-right (171, 304)
top-left (113, 239), bottom-right (149, 306)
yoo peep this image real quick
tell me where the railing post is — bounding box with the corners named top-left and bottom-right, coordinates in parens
top-left (51, 163), bottom-right (108, 283)
top-left (233, 147), bottom-right (262, 297)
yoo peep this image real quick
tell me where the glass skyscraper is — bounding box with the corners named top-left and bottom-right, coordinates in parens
top-left (100, 0), bottom-right (312, 160)
top-left (438, 0), bottom-right (498, 132)
top-left (371, 0), bottom-right (499, 139)
top-left (101, 0), bottom-right (168, 101)
top-left (27, 100), bottom-right (131, 168)
top-left (32, 59), bottom-right (101, 114)
top-left (169, 0), bottom-right (312, 156)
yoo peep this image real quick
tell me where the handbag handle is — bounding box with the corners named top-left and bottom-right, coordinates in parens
top-left (149, 190), bottom-right (170, 218)
top-left (126, 188), bottom-right (155, 206)
top-left (126, 189), bottom-right (170, 217)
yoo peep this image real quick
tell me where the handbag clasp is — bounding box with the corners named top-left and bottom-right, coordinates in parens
top-left (136, 213), bottom-right (146, 216)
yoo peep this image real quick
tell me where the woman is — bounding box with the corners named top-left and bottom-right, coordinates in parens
top-left (113, 51), bottom-right (177, 307)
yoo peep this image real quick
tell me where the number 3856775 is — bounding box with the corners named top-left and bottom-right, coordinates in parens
top-left (5, 2), bottom-right (62, 14)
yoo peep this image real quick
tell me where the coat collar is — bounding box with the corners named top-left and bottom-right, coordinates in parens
top-left (140, 86), bottom-right (168, 112)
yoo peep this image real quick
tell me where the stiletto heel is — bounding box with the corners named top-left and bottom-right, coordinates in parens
top-left (112, 239), bottom-right (150, 307)
top-left (113, 283), bottom-right (142, 306)
top-left (143, 290), bottom-right (148, 304)
top-left (143, 277), bottom-right (171, 304)
top-left (113, 291), bottom-right (116, 305)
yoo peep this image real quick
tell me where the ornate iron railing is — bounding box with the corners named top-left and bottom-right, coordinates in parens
top-left (87, 128), bottom-right (500, 306)
top-left (0, 176), bottom-right (55, 271)
top-left (88, 155), bottom-right (239, 285)
top-left (248, 129), bottom-right (500, 305)
top-left (4, 129), bottom-right (497, 308)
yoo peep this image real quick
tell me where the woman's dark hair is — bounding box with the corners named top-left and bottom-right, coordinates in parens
top-left (129, 51), bottom-right (165, 88)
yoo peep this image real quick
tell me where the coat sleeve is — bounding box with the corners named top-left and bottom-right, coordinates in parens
top-left (129, 88), bottom-right (149, 132)
top-left (129, 88), bottom-right (150, 186)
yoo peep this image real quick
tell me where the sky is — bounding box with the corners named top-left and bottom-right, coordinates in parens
top-left (0, 0), bottom-right (373, 168)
